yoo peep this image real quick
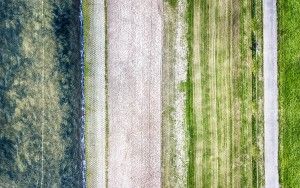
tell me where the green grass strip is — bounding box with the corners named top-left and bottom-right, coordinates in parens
top-left (185, 0), bottom-right (196, 187)
top-left (83, 0), bottom-right (91, 78)
top-left (278, 0), bottom-right (300, 187)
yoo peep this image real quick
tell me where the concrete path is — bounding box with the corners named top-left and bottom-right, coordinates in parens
top-left (263, 0), bottom-right (279, 187)
top-left (107, 0), bottom-right (162, 187)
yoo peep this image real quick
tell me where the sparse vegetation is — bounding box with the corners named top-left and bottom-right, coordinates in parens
top-left (162, 1), bottom-right (189, 187)
top-left (0, 0), bottom-right (83, 186)
top-left (83, 0), bottom-right (91, 76)
top-left (167, 0), bottom-right (178, 8)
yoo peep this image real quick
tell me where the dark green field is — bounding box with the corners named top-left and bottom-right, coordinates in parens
top-left (278, 0), bottom-right (300, 187)
top-left (0, 0), bottom-right (84, 186)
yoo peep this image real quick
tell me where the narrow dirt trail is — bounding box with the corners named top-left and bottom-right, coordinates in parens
top-left (263, 0), bottom-right (279, 187)
top-left (107, 0), bottom-right (162, 187)
top-left (84, 0), bottom-right (106, 187)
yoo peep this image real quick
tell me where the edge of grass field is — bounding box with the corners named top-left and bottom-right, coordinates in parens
top-left (277, 1), bottom-right (283, 186)
top-left (167, 0), bottom-right (178, 8)
top-left (83, 0), bottom-right (91, 78)
top-left (162, 1), bottom-right (189, 186)
top-left (82, 0), bottom-right (91, 182)
top-left (278, 1), bottom-right (284, 186)
top-left (252, 0), bottom-right (265, 186)
top-left (161, 2), bottom-right (176, 186)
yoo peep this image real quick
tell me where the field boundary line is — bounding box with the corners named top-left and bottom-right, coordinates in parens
top-left (41, 0), bottom-right (44, 186)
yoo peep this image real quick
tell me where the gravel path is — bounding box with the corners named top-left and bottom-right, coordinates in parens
top-left (263, 0), bottom-right (279, 187)
top-left (107, 0), bottom-right (162, 187)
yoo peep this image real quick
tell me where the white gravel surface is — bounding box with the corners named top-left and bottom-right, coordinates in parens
top-left (107, 0), bottom-right (162, 187)
top-left (263, 0), bottom-right (279, 187)
top-left (173, 0), bottom-right (188, 186)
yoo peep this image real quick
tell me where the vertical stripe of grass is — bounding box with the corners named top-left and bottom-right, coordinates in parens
top-left (186, 0), bottom-right (195, 187)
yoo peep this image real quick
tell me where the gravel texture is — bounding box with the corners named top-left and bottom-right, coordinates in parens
top-left (263, 0), bottom-right (279, 187)
top-left (107, 0), bottom-right (163, 187)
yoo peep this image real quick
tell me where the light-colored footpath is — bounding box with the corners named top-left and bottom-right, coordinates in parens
top-left (263, 0), bottom-right (279, 187)
top-left (107, 0), bottom-right (163, 187)
top-left (84, 0), bottom-right (106, 187)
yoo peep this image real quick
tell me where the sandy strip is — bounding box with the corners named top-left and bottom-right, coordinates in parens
top-left (107, 0), bottom-right (162, 187)
top-left (84, 0), bottom-right (106, 187)
top-left (172, 0), bottom-right (188, 186)
top-left (263, 0), bottom-right (279, 187)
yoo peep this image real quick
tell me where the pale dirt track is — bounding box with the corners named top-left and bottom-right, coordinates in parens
top-left (84, 0), bottom-right (106, 187)
top-left (263, 0), bottom-right (279, 187)
top-left (107, 0), bottom-right (162, 187)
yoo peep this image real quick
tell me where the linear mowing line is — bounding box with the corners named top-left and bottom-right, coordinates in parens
top-left (104, 0), bottom-right (109, 186)
top-left (41, 0), bottom-right (44, 186)
top-left (240, 0), bottom-right (254, 185)
top-left (229, 0), bottom-right (238, 186)
top-left (229, 0), bottom-right (235, 185)
top-left (224, 1), bottom-right (231, 186)
top-left (192, 0), bottom-right (202, 187)
top-left (216, 1), bottom-right (230, 186)
top-left (209, 0), bottom-right (218, 186)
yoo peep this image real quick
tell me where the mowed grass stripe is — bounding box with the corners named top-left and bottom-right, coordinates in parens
top-left (231, 0), bottom-right (242, 187)
top-left (253, 0), bottom-right (264, 186)
top-left (192, 0), bottom-right (203, 187)
top-left (186, 0), bottom-right (264, 187)
top-left (216, 0), bottom-right (230, 186)
top-left (209, 0), bottom-right (219, 186)
top-left (240, 0), bottom-right (254, 186)
top-left (199, 0), bottom-right (211, 186)
top-left (223, 0), bottom-right (232, 186)
top-left (228, 0), bottom-right (235, 185)
top-left (186, 0), bottom-right (196, 186)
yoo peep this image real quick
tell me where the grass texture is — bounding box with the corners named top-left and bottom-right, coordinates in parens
top-left (186, 0), bottom-right (264, 187)
top-left (0, 0), bottom-right (83, 186)
top-left (278, 1), bottom-right (300, 187)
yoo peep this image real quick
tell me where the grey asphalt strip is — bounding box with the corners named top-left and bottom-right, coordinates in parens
top-left (263, 0), bottom-right (279, 187)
